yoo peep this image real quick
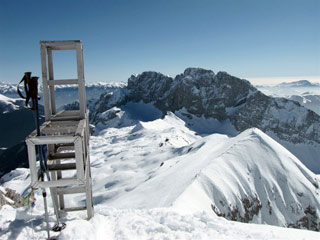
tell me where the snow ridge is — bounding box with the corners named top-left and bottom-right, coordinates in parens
top-left (1, 111), bottom-right (320, 238)
top-left (104, 120), bottom-right (320, 230)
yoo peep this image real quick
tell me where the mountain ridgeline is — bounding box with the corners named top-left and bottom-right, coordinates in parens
top-left (1, 69), bottom-right (320, 234)
top-left (90, 68), bottom-right (320, 173)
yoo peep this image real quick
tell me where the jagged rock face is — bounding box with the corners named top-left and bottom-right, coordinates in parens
top-left (89, 88), bottom-right (128, 124)
top-left (127, 68), bottom-right (256, 120)
top-left (231, 94), bottom-right (320, 145)
top-left (90, 67), bottom-right (320, 163)
top-left (125, 68), bottom-right (320, 144)
top-left (128, 72), bottom-right (173, 103)
top-left (0, 188), bottom-right (26, 209)
top-left (230, 91), bottom-right (271, 131)
top-left (211, 195), bottom-right (263, 223)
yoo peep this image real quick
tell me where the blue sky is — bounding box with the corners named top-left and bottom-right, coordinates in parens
top-left (0, 0), bottom-right (319, 84)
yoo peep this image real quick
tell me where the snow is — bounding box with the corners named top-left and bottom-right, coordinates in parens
top-left (1, 113), bottom-right (320, 239)
top-left (120, 101), bottom-right (163, 122)
top-left (104, 126), bottom-right (320, 229)
top-left (2, 206), bottom-right (319, 240)
top-left (266, 131), bottom-right (320, 174)
top-left (0, 81), bottom-right (127, 109)
top-left (0, 168), bottom-right (31, 195)
top-left (256, 82), bottom-right (320, 97)
top-left (175, 108), bottom-right (237, 136)
top-left (58, 208), bottom-right (320, 240)
top-left (0, 94), bottom-right (23, 113)
top-left (256, 82), bottom-right (320, 115)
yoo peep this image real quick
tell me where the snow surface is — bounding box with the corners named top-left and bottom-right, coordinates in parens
top-left (1, 113), bottom-right (320, 239)
top-left (0, 94), bottom-right (23, 113)
top-left (2, 203), bottom-right (320, 240)
top-left (175, 108), bottom-right (237, 136)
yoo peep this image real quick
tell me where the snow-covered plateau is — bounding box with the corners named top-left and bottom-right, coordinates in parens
top-left (1, 111), bottom-right (320, 239)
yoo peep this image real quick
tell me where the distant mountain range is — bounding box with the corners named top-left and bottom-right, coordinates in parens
top-left (277, 80), bottom-right (320, 88)
top-left (0, 81), bottom-right (126, 109)
top-left (256, 80), bottom-right (320, 89)
top-left (2, 70), bottom-right (319, 174)
top-left (0, 82), bottom-right (125, 176)
top-left (89, 68), bottom-right (320, 174)
top-left (1, 69), bottom-right (320, 234)
top-left (256, 80), bottom-right (320, 115)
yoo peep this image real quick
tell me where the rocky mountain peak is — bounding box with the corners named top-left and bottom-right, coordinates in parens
top-left (183, 67), bottom-right (215, 79)
top-left (90, 68), bottom-right (320, 173)
top-left (127, 71), bottom-right (173, 103)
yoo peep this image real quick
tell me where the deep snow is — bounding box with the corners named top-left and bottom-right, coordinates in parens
top-left (1, 112), bottom-right (320, 239)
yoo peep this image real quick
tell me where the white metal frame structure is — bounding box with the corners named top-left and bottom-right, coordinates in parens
top-left (40, 40), bottom-right (86, 121)
top-left (26, 40), bottom-right (93, 219)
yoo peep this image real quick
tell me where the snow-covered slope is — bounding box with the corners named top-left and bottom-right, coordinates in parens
top-left (95, 115), bottom-right (320, 230)
top-left (0, 83), bottom-right (18, 99)
top-left (1, 73), bottom-right (320, 238)
top-left (81, 113), bottom-right (320, 230)
top-left (1, 112), bottom-right (320, 238)
top-left (0, 94), bottom-right (24, 113)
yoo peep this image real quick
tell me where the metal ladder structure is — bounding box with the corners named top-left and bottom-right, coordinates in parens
top-left (26, 40), bottom-right (94, 219)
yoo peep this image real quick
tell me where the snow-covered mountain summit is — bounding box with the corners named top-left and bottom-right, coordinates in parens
top-left (97, 115), bottom-right (320, 230)
top-left (90, 68), bottom-right (320, 173)
top-left (67, 112), bottom-right (320, 232)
